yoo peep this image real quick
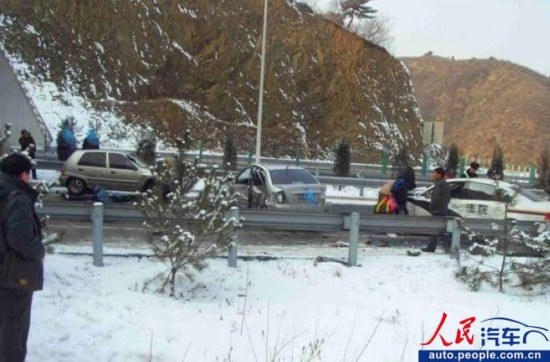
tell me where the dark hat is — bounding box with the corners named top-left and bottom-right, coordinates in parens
top-left (1, 153), bottom-right (32, 177)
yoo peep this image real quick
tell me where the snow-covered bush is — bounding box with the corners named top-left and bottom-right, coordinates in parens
top-left (136, 134), bottom-right (157, 165)
top-left (456, 182), bottom-right (549, 293)
top-left (137, 156), bottom-right (241, 296)
top-left (333, 138), bottom-right (351, 177)
top-left (456, 221), bottom-right (550, 293)
top-left (223, 136), bottom-right (238, 171)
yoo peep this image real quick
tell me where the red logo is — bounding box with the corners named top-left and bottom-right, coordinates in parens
top-left (421, 312), bottom-right (476, 347)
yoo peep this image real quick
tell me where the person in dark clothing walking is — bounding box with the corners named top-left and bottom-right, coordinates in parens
top-left (391, 166), bottom-right (417, 215)
top-left (0, 153), bottom-right (45, 362)
top-left (422, 167), bottom-right (451, 252)
top-left (18, 130), bottom-right (37, 179)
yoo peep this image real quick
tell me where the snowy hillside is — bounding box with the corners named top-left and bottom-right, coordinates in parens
top-left (0, 1), bottom-right (424, 161)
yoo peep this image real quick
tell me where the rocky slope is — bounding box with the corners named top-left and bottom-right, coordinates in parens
top-left (0, 0), bottom-right (423, 162)
top-left (402, 55), bottom-right (550, 165)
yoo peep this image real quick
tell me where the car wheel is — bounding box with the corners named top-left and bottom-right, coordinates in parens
top-left (141, 179), bottom-right (155, 192)
top-left (67, 178), bottom-right (87, 195)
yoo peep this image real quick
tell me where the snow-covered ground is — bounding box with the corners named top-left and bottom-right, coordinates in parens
top-left (29, 248), bottom-right (549, 362)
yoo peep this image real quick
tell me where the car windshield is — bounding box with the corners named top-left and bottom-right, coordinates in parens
top-left (127, 154), bottom-right (149, 168)
top-left (269, 168), bottom-right (319, 185)
top-left (508, 184), bottom-right (545, 202)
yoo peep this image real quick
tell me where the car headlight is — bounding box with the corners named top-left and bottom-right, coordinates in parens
top-left (275, 191), bottom-right (286, 204)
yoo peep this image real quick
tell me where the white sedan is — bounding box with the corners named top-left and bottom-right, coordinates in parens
top-left (407, 178), bottom-right (550, 222)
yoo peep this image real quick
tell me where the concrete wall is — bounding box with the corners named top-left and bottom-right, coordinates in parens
top-left (0, 52), bottom-right (52, 152)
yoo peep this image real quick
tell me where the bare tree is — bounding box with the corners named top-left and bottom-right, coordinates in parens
top-left (349, 16), bottom-right (393, 48)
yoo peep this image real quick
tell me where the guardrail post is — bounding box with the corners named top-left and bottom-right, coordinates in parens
top-left (421, 153), bottom-right (428, 176)
top-left (529, 164), bottom-right (536, 185)
top-left (381, 151), bottom-right (388, 174)
top-left (359, 184), bottom-right (364, 197)
top-left (459, 158), bottom-right (466, 177)
top-left (227, 207), bottom-right (239, 267)
top-left (348, 212), bottom-right (359, 266)
top-left (446, 217), bottom-right (461, 254)
top-left (247, 142), bottom-right (253, 164)
top-left (91, 202), bottom-right (104, 267)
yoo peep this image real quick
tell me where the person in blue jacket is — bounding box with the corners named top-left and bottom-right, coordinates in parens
top-left (82, 128), bottom-right (100, 150)
top-left (391, 166), bottom-right (417, 215)
top-left (56, 118), bottom-right (77, 161)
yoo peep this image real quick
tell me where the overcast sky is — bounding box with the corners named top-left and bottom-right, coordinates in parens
top-left (302, 0), bottom-right (550, 76)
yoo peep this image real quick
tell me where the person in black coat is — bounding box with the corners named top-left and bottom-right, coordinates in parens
top-left (18, 130), bottom-right (37, 179)
top-left (462, 161), bottom-right (480, 178)
top-left (391, 166), bottom-right (417, 215)
top-left (422, 167), bottom-right (452, 252)
top-left (0, 153), bottom-right (45, 362)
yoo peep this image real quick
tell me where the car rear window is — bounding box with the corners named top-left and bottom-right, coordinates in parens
top-left (77, 152), bottom-right (106, 167)
top-left (269, 169), bottom-right (319, 185)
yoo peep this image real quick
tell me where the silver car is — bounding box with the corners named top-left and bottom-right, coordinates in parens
top-left (231, 164), bottom-right (327, 209)
top-left (59, 150), bottom-right (154, 194)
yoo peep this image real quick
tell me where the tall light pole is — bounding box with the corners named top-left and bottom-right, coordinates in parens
top-left (255, 0), bottom-right (268, 164)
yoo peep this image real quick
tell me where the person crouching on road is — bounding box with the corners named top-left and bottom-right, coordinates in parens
top-left (422, 167), bottom-right (451, 252)
top-left (0, 153), bottom-right (45, 362)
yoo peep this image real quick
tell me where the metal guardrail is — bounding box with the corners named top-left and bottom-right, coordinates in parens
top-left (38, 201), bottom-right (534, 236)
top-left (41, 199), bottom-right (545, 268)
top-left (41, 202), bottom-right (462, 267)
top-left (35, 159), bottom-right (64, 170)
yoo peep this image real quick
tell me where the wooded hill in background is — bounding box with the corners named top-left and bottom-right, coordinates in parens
top-left (0, 0), bottom-right (424, 163)
top-left (402, 55), bottom-right (550, 166)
